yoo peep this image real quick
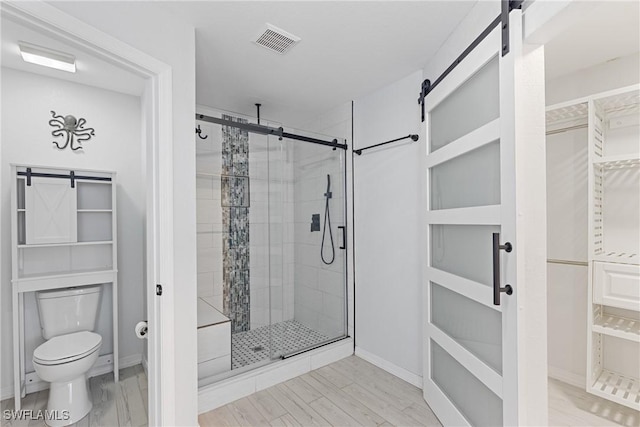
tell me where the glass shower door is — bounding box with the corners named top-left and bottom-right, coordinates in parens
top-left (269, 129), bottom-right (348, 360)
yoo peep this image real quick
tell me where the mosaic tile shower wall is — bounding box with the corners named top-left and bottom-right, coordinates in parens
top-left (221, 114), bottom-right (251, 333)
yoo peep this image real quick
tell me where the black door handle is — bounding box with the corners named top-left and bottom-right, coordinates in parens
top-left (338, 226), bottom-right (346, 250)
top-left (492, 233), bottom-right (513, 306)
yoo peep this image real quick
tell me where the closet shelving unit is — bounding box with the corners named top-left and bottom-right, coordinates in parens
top-left (548, 85), bottom-right (640, 411)
top-left (10, 165), bottom-right (118, 410)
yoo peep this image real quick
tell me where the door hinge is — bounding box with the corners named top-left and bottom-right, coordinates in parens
top-left (156, 284), bottom-right (163, 296)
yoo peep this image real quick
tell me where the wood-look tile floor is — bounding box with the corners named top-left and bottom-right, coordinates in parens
top-left (200, 356), bottom-right (640, 427)
top-left (548, 378), bottom-right (639, 427)
top-left (1, 364), bottom-right (147, 427)
top-left (199, 356), bottom-right (442, 427)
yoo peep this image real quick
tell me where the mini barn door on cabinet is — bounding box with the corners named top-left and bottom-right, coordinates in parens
top-left (422, 7), bottom-right (547, 426)
top-left (25, 177), bottom-right (78, 244)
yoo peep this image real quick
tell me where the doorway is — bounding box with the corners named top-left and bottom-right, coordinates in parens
top-left (0, 2), bottom-right (174, 425)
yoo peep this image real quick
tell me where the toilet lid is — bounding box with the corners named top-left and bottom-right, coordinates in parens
top-left (33, 331), bottom-right (102, 365)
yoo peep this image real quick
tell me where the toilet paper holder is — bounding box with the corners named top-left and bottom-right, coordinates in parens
top-left (135, 321), bottom-right (148, 339)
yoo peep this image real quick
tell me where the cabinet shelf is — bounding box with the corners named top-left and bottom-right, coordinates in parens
top-left (17, 240), bottom-right (112, 249)
top-left (593, 312), bottom-right (640, 343)
top-left (15, 267), bottom-right (116, 282)
top-left (77, 209), bottom-right (112, 213)
top-left (593, 156), bottom-right (640, 170)
top-left (594, 252), bottom-right (639, 264)
top-left (582, 86), bottom-right (640, 411)
top-left (590, 369), bottom-right (640, 411)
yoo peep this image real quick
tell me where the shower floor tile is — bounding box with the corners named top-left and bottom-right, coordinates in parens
top-left (232, 320), bottom-right (329, 369)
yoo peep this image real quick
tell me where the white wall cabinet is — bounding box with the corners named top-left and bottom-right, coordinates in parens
top-left (548, 86), bottom-right (640, 411)
top-left (11, 165), bottom-right (119, 411)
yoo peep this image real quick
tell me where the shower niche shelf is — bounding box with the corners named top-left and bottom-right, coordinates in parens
top-left (10, 165), bottom-right (119, 411)
top-left (563, 84), bottom-right (640, 411)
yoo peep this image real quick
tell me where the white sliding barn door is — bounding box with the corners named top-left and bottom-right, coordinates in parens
top-left (423, 10), bottom-right (546, 426)
top-left (25, 177), bottom-right (77, 244)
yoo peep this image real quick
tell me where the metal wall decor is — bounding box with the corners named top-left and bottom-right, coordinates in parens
top-left (49, 110), bottom-right (95, 151)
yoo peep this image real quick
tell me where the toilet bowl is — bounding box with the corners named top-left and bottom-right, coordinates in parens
top-left (33, 285), bottom-right (103, 427)
top-left (33, 331), bottom-right (102, 427)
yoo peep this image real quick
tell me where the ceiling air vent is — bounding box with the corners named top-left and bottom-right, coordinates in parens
top-left (252, 24), bottom-right (301, 54)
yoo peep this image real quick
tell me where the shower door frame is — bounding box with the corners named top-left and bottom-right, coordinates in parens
top-left (195, 111), bottom-right (350, 372)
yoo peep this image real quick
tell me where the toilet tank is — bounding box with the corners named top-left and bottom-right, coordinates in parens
top-left (36, 284), bottom-right (103, 340)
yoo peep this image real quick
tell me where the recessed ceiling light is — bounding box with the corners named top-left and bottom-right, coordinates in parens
top-left (18, 41), bottom-right (76, 73)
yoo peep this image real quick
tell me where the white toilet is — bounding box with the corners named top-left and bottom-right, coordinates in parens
top-left (33, 285), bottom-right (103, 427)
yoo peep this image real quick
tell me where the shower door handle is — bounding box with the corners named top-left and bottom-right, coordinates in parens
top-left (492, 232), bottom-right (513, 306)
top-left (338, 226), bottom-right (346, 250)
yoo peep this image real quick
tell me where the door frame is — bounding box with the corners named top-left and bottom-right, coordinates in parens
top-left (1, 2), bottom-right (175, 424)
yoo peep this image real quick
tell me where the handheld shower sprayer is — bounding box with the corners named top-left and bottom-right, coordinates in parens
top-left (321, 174), bottom-right (335, 265)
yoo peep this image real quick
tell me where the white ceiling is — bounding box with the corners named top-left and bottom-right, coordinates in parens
top-left (4, 1), bottom-right (638, 127)
top-left (162, 1), bottom-right (478, 125)
top-left (1, 16), bottom-right (146, 97)
top-left (544, 1), bottom-right (640, 80)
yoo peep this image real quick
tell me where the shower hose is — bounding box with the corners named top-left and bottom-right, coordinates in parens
top-left (321, 174), bottom-right (335, 265)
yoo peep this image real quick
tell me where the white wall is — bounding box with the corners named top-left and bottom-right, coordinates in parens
top-left (545, 127), bottom-right (588, 387)
top-left (1, 68), bottom-right (144, 396)
top-left (47, 3), bottom-right (198, 423)
top-left (352, 71), bottom-right (424, 385)
top-left (546, 52), bottom-right (640, 105)
top-left (195, 117), bottom-right (224, 311)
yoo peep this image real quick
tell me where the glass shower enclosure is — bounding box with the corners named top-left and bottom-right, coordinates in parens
top-left (195, 109), bottom-right (347, 384)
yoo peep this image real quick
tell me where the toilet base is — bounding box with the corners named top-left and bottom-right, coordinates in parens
top-left (45, 375), bottom-right (92, 427)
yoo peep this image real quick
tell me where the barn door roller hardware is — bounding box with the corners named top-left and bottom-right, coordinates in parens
top-left (419, 0), bottom-right (523, 122)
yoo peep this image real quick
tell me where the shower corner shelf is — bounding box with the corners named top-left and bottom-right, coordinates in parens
top-left (583, 85), bottom-right (640, 411)
top-left (10, 165), bottom-right (119, 412)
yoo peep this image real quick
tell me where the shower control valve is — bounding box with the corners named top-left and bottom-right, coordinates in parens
top-left (311, 214), bottom-right (320, 232)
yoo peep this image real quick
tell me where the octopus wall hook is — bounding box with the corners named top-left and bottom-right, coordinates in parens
top-left (49, 110), bottom-right (95, 151)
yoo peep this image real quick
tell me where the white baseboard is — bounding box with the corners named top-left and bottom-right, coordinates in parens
top-left (548, 365), bottom-right (586, 389)
top-left (198, 338), bottom-right (353, 414)
top-left (1, 353), bottom-right (143, 400)
top-left (354, 346), bottom-right (422, 388)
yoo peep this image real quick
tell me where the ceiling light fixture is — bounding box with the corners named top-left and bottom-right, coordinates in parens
top-left (19, 42), bottom-right (76, 73)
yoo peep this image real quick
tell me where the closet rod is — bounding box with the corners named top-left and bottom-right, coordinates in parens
top-left (547, 258), bottom-right (588, 267)
top-left (546, 123), bottom-right (588, 136)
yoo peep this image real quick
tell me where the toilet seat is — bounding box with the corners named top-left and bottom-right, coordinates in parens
top-left (33, 331), bottom-right (102, 366)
